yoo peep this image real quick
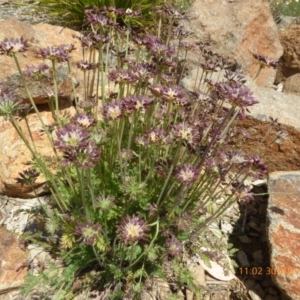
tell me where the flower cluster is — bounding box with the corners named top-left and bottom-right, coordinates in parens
top-left (166, 236), bottom-right (183, 257)
top-left (36, 44), bottom-right (75, 62)
top-left (75, 221), bottom-right (103, 246)
top-left (15, 168), bottom-right (40, 187)
top-left (176, 164), bottom-right (199, 184)
top-left (117, 215), bottom-right (150, 245)
top-left (23, 63), bottom-right (49, 78)
top-left (0, 87), bottom-right (22, 117)
top-left (0, 37), bottom-right (29, 55)
top-left (55, 124), bottom-right (100, 168)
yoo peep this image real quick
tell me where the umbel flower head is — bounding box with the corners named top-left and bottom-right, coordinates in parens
top-left (62, 140), bottom-right (101, 169)
top-left (0, 89), bottom-right (22, 117)
top-left (75, 221), bottom-right (103, 246)
top-left (15, 168), bottom-right (40, 187)
top-left (117, 215), bottom-right (150, 245)
top-left (0, 37), bottom-right (29, 55)
top-left (36, 44), bottom-right (74, 62)
top-left (166, 236), bottom-right (183, 257)
top-left (176, 164), bottom-right (199, 184)
top-left (55, 124), bottom-right (90, 151)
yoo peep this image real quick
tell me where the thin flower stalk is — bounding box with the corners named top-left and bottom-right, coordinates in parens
top-left (12, 53), bottom-right (59, 159)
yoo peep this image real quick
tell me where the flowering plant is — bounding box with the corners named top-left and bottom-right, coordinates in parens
top-left (0, 4), bottom-right (266, 299)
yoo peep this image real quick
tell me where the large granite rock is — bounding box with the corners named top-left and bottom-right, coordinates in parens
top-left (0, 18), bottom-right (85, 104)
top-left (181, 0), bottom-right (283, 87)
top-left (0, 104), bottom-right (75, 198)
top-left (0, 18), bottom-right (84, 197)
top-left (0, 225), bottom-right (28, 294)
top-left (268, 171), bottom-right (300, 300)
top-left (276, 24), bottom-right (300, 84)
top-left (283, 73), bottom-right (300, 96)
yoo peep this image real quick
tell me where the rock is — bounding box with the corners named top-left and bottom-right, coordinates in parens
top-left (0, 18), bottom-right (85, 197)
top-left (187, 263), bottom-right (206, 287)
top-left (268, 171), bottom-right (300, 300)
top-left (276, 16), bottom-right (299, 32)
top-left (182, 69), bottom-right (300, 173)
top-left (0, 103), bottom-right (76, 198)
top-left (0, 19), bottom-right (87, 103)
top-left (237, 250), bottom-right (250, 267)
top-left (181, 0), bottom-right (283, 87)
top-left (244, 279), bottom-right (265, 299)
top-left (283, 73), bottom-right (300, 96)
top-left (276, 24), bottom-right (300, 83)
top-left (0, 226), bottom-right (28, 292)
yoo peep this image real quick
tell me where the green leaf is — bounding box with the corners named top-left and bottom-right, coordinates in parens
top-left (108, 264), bottom-right (124, 280)
top-left (125, 244), bottom-right (142, 261)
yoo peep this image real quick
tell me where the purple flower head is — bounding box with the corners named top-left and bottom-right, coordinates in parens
top-left (0, 37), bottom-right (29, 55)
top-left (129, 62), bottom-right (156, 81)
top-left (76, 60), bottom-right (96, 71)
top-left (90, 32), bottom-right (109, 46)
top-left (211, 80), bottom-right (258, 117)
top-left (71, 113), bottom-right (96, 128)
top-left (201, 62), bottom-right (217, 72)
top-left (135, 136), bottom-right (146, 146)
top-left (0, 90), bottom-right (22, 117)
top-left (77, 35), bottom-right (94, 48)
top-left (166, 236), bottom-right (183, 257)
top-left (117, 215), bottom-right (150, 245)
top-left (161, 86), bottom-right (186, 102)
top-left (102, 100), bottom-right (123, 120)
top-left (60, 44), bottom-right (76, 53)
top-left (143, 35), bottom-right (174, 57)
top-left (176, 164), bottom-right (199, 184)
top-left (148, 203), bottom-right (158, 216)
top-left (121, 95), bottom-right (153, 114)
top-left (224, 70), bottom-right (247, 84)
top-left (148, 84), bottom-right (165, 97)
top-left (86, 10), bottom-right (117, 27)
top-left (23, 63), bottom-right (49, 78)
top-left (15, 168), bottom-right (40, 187)
top-left (232, 182), bottom-right (254, 204)
top-left (157, 4), bottom-right (185, 20)
top-left (228, 150), bottom-right (245, 165)
top-left (77, 97), bottom-right (97, 112)
top-left (68, 140), bottom-right (101, 169)
top-left (55, 124), bottom-right (90, 151)
top-left (251, 52), bottom-right (278, 69)
top-left (179, 42), bottom-right (196, 52)
top-left (108, 69), bottom-right (138, 84)
top-left (36, 45), bottom-right (71, 62)
top-left (75, 221), bottom-right (103, 246)
top-left (144, 128), bottom-right (171, 145)
top-left (120, 148), bottom-right (134, 161)
top-left (172, 122), bottom-right (199, 145)
top-left (244, 155), bottom-right (267, 179)
top-left (131, 36), bottom-right (146, 48)
top-left (99, 6), bottom-right (119, 18)
top-left (175, 212), bottom-right (192, 231)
